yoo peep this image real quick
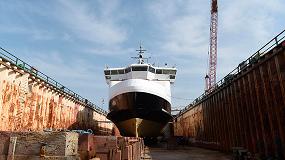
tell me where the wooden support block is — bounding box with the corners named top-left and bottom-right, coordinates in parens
top-left (114, 150), bottom-right (121, 160)
top-left (94, 136), bottom-right (118, 152)
top-left (0, 131), bottom-right (78, 157)
top-left (96, 153), bottom-right (109, 160)
top-left (78, 134), bottom-right (95, 160)
top-left (122, 145), bottom-right (132, 160)
top-left (7, 137), bottom-right (17, 160)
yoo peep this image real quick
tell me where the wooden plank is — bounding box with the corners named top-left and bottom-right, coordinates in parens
top-left (238, 76), bottom-right (251, 151)
top-left (212, 94), bottom-right (218, 149)
top-left (218, 91), bottom-right (226, 151)
top-left (268, 57), bottom-right (285, 158)
top-left (253, 69), bottom-right (270, 157)
top-left (228, 84), bottom-right (236, 147)
top-left (258, 61), bottom-right (277, 156)
top-left (238, 79), bottom-right (249, 149)
top-left (203, 101), bottom-right (209, 143)
top-left (7, 137), bottom-right (17, 160)
top-left (274, 51), bottom-right (285, 156)
top-left (221, 88), bottom-right (230, 151)
top-left (232, 81), bottom-right (245, 147)
top-left (242, 75), bottom-right (257, 153)
top-left (208, 98), bottom-right (214, 143)
top-left (225, 87), bottom-right (233, 151)
top-left (248, 71), bottom-right (266, 156)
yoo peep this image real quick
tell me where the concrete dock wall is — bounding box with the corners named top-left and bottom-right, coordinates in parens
top-left (174, 35), bottom-right (285, 158)
top-left (0, 58), bottom-right (112, 134)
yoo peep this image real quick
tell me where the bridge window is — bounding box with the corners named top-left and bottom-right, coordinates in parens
top-left (125, 67), bottom-right (131, 73)
top-left (156, 69), bottom-right (162, 74)
top-left (111, 70), bottom-right (118, 75)
top-left (132, 66), bottom-right (148, 71)
top-left (169, 70), bottom-right (177, 74)
top-left (149, 67), bottom-right (155, 73)
top-left (162, 69), bottom-right (176, 74)
top-left (118, 69), bottom-right (124, 74)
top-left (162, 70), bottom-right (171, 74)
top-left (104, 70), bottom-right (110, 75)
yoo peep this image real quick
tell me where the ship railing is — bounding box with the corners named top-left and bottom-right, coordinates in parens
top-left (0, 47), bottom-right (108, 116)
top-left (176, 28), bottom-right (285, 117)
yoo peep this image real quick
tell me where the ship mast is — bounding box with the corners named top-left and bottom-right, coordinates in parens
top-left (132, 45), bottom-right (150, 64)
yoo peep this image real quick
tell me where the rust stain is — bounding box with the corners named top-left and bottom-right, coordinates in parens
top-left (0, 67), bottom-right (113, 135)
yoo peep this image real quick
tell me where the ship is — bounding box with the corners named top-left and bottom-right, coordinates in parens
top-left (104, 46), bottom-right (177, 137)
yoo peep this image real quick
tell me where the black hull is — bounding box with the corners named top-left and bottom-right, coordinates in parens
top-left (107, 92), bottom-right (172, 137)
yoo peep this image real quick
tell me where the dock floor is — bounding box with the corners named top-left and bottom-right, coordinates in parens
top-left (143, 146), bottom-right (231, 160)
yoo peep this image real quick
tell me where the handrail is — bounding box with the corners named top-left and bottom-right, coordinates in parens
top-left (0, 47), bottom-right (108, 116)
top-left (177, 28), bottom-right (285, 117)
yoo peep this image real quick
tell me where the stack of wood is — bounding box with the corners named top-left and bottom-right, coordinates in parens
top-left (0, 131), bottom-right (145, 160)
top-left (91, 136), bottom-right (144, 160)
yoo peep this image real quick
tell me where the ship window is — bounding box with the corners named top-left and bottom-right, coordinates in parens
top-left (162, 69), bottom-right (177, 74)
top-left (110, 70), bottom-right (118, 75)
top-left (170, 75), bottom-right (175, 79)
top-left (149, 67), bottom-right (155, 73)
top-left (132, 66), bottom-right (148, 71)
top-left (118, 69), bottom-right (124, 74)
top-left (156, 69), bottom-right (162, 74)
top-left (125, 67), bottom-right (131, 73)
top-left (105, 76), bottom-right (111, 79)
top-left (169, 70), bottom-right (177, 74)
top-left (104, 70), bottom-right (110, 75)
top-left (162, 70), bottom-right (171, 74)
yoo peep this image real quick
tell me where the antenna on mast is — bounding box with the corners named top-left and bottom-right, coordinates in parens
top-left (132, 43), bottom-right (150, 64)
top-left (136, 42), bottom-right (146, 54)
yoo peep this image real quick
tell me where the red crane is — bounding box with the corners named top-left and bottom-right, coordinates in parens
top-left (205, 0), bottom-right (218, 91)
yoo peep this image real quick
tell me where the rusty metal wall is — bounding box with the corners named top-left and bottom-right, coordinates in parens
top-left (0, 59), bottom-right (113, 135)
top-left (174, 42), bottom-right (285, 158)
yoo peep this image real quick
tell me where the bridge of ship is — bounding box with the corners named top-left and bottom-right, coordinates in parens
top-left (104, 64), bottom-right (177, 84)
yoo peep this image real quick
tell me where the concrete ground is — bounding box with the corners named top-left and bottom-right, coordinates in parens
top-left (142, 146), bottom-right (231, 160)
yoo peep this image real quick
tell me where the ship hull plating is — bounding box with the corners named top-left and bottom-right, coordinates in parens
top-left (107, 92), bottom-right (172, 137)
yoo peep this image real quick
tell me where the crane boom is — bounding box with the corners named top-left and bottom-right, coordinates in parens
top-left (206, 0), bottom-right (218, 91)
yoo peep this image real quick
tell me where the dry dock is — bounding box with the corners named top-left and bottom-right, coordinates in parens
top-left (1, 28), bottom-right (285, 159)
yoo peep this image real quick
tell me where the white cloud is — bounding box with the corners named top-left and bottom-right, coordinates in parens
top-left (220, 0), bottom-right (282, 41)
top-left (57, 0), bottom-right (127, 46)
top-left (85, 47), bottom-right (135, 56)
top-left (0, 26), bottom-right (57, 41)
top-left (147, 0), bottom-right (209, 57)
top-left (217, 0), bottom-right (285, 74)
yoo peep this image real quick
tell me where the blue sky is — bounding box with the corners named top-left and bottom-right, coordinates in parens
top-left (0, 0), bottom-right (284, 111)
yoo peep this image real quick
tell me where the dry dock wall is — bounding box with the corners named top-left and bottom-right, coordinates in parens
top-left (174, 33), bottom-right (285, 158)
top-left (0, 56), bottom-right (112, 134)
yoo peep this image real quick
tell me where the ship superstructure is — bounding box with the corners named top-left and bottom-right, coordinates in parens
top-left (104, 46), bottom-right (177, 137)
